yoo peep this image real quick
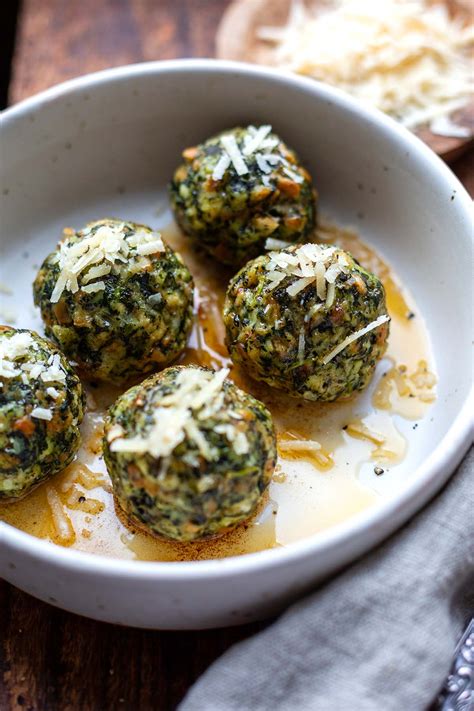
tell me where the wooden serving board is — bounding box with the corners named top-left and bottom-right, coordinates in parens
top-left (216, 0), bottom-right (474, 161)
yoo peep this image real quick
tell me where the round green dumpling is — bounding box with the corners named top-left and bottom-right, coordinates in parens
top-left (103, 365), bottom-right (276, 542)
top-left (0, 327), bottom-right (85, 500)
top-left (223, 243), bottom-right (390, 401)
top-left (169, 125), bottom-right (317, 267)
top-left (33, 218), bottom-right (194, 384)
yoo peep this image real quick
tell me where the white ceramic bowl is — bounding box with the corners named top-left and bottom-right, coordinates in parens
top-left (1, 60), bottom-right (472, 629)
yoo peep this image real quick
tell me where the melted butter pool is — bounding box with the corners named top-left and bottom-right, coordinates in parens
top-left (0, 216), bottom-right (437, 560)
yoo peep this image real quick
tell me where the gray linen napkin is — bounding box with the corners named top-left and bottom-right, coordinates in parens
top-left (181, 448), bottom-right (474, 711)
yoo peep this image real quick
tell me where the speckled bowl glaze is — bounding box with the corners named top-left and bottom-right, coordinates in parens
top-left (1, 60), bottom-right (472, 629)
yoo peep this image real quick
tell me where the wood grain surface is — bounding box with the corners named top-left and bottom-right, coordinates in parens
top-left (0, 578), bottom-right (267, 710)
top-left (1, 1), bottom-right (473, 709)
top-left (8, 0), bottom-right (231, 104)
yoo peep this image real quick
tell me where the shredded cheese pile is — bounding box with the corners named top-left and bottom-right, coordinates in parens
top-left (109, 368), bottom-right (249, 462)
top-left (212, 124), bottom-right (304, 184)
top-left (265, 244), bottom-right (389, 363)
top-left (50, 222), bottom-right (165, 303)
top-left (258, 0), bottom-right (473, 131)
top-left (265, 243), bottom-right (350, 306)
top-left (0, 332), bottom-right (67, 419)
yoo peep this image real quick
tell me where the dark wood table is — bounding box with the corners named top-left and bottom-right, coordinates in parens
top-left (1, 2), bottom-right (472, 709)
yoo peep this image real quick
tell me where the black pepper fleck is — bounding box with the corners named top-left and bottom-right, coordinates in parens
top-left (374, 466), bottom-right (384, 476)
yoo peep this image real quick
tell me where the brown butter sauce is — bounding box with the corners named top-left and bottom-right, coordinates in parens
top-left (0, 217), bottom-right (436, 560)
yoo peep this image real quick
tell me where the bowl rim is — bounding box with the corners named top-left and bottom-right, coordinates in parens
top-left (1, 58), bottom-right (473, 581)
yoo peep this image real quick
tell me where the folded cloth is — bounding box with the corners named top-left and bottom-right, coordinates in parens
top-left (180, 448), bottom-right (474, 711)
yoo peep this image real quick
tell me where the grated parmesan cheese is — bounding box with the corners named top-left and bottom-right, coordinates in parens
top-left (81, 263), bottom-right (111, 284)
top-left (46, 486), bottom-right (76, 544)
top-left (81, 281), bottom-right (105, 294)
top-left (30, 406), bottom-right (53, 421)
top-left (136, 239), bottom-right (166, 256)
top-left (184, 418), bottom-right (215, 461)
top-left (233, 431), bottom-right (250, 455)
top-left (242, 124), bottom-right (273, 155)
top-left (214, 423), bottom-right (250, 455)
top-left (212, 153), bottom-right (231, 181)
top-left (304, 302), bottom-right (324, 322)
top-left (262, 153), bottom-right (281, 166)
top-left (282, 166), bottom-right (304, 184)
top-left (278, 439), bottom-right (322, 452)
top-left (315, 261), bottom-right (327, 300)
top-left (41, 354), bottom-right (67, 384)
top-left (110, 368), bottom-right (248, 461)
top-left (265, 243), bottom-right (345, 302)
top-left (255, 153), bottom-right (273, 174)
top-left (325, 281), bottom-right (336, 309)
top-left (322, 313), bottom-right (390, 364)
top-left (212, 124), bottom-right (299, 184)
top-left (0, 333), bottom-right (67, 388)
top-left (287, 276), bottom-right (315, 297)
top-left (265, 237), bottom-right (292, 250)
top-left (220, 134), bottom-right (249, 176)
top-left (430, 115), bottom-right (472, 138)
top-left (147, 293), bottom-right (163, 306)
top-left (258, 0), bottom-right (473, 132)
top-left (50, 221), bottom-right (165, 303)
